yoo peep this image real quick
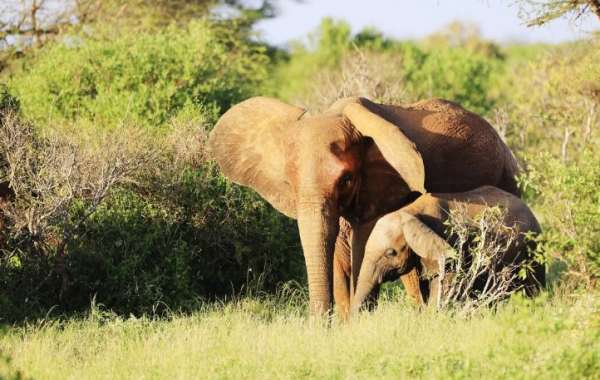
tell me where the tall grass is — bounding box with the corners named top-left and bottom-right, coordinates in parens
top-left (1, 290), bottom-right (598, 379)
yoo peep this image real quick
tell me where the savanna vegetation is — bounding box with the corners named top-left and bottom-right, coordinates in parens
top-left (0, 0), bottom-right (599, 378)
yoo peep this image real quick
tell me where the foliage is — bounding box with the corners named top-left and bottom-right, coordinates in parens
top-left (400, 45), bottom-right (499, 114)
top-left (1, 12), bottom-right (600, 323)
top-left (0, 112), bottom-right (303, 322)
top-left (520, 152), bottom-right (600, 284)
top-left (8, 19), bottom-right (269, 129)
top-left (500, 39), bottom-right (600, 157)
top-left (0, 111), bottom-right (156, 320)
top-left (300, 50), bottom-right (406, 111)
top-left (0, 85), bottom-right (19, 115)
top-left (422, 21), bottom-right (504, 59)
top-left (267, 18), bottom-right (353, 102)
top-left (271, 20), bottom-right (501, 115)
top-left (0, 18), bottom-right (302, 322)
top-left (498, 38), bottom-right (600, 285)
top-left (438, 206), bottom-right (541, 314)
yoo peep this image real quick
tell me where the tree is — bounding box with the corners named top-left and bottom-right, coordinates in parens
top-left (0, 0), bottom-right (278, 49)
top-left (514, 0), bottom-right (600, 26)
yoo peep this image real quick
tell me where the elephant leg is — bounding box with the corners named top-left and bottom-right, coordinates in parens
top-left (364, 284), bottom-right (381, 312)
top-left (333, 251), bottom-right (351, 321)
top-left (400, 267), bottom-right (425, 306)
top-left (333, 219), bottom-right (352, 321)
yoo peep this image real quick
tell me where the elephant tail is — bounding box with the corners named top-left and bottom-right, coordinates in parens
top-left (497, 141), bottom-right (521, 197)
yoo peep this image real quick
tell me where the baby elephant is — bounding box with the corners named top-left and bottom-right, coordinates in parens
top-left (353, 186), bottom-right (545, 314)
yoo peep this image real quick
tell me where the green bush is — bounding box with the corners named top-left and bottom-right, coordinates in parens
top-left (0, 85), bottom-right (19, 115)
top-left (520, 151), bottom-right (600, 283)
top-left (401, 45), bottom-right (498, 114)
top-left (0, 120), bottom-right (304, 321)
top-left (62, 167), bottom-right (303, 316)
top-left (0, 20), bottom-right (304, 322)
top-left (9, 20), bottom-right (268, 129)
top-left (499, 38), bottom-right (600, 284)
top-left (270, 21), bottom-right (499, 115)
top-left (1, 170), bottom-right (303, 321)
top-left (499, 39), bottom-right (600, 156)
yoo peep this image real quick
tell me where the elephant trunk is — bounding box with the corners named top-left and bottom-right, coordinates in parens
top-left (297, 198), bottom-right (339, 317)
top-left (351, 258), bottom-right (378, 317)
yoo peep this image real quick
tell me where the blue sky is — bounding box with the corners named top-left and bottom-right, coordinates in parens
top-left (256, 0), bottom-right (599, 45)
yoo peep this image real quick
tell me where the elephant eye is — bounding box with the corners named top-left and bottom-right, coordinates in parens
top-left (339, 172), bottom-right (354, 188)
top-left (385, 248), bottom-right (397, 257)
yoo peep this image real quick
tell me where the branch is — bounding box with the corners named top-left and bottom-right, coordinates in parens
top-left (589, 0), bottom-right (600, 20)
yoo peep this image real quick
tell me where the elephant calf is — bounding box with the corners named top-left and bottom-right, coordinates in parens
top-left (353, 186), bottom-right (545, 314)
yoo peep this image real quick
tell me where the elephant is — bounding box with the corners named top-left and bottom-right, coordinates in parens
top-left (208, 96), bottom-right (520, 316)
top-left (352, 186), bottom-right (546, 315)
top-left (333, 217), bottom-right (426, 318)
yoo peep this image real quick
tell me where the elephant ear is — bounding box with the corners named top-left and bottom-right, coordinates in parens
top-left (400, 211), bottom-right (452, 308)
top-left (208, 97), bottom-right (306, 218)
top-left (400, 211), bottom-right (452, 269)
top-left (343, 100), bottom-right (425, 194)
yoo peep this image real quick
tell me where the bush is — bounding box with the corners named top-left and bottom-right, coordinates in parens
top-left (520, 151), bottom-right (600, 285)
top-left (499, 38), bottom-right (600, 285)
top-left (401, 45), bottom-right (499, 115)
top-left (0, 19), bottom-right (307, 322)
top-left (9, 20), bottom-right (269, 129)
top-left (61, 163), bottom-right (303, 317)
top-left (437, 206), bottom-right (541, 314)
top-left (499, 39), bottom-right (600, 156)
top-left (271, 21), bottom-right (500, 115)
top-left (0, 110), bottom-right (303, 322)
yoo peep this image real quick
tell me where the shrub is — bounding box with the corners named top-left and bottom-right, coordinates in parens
top-left (271, 21), bottom-right (500, 115)
top-left (520, 151), bottom-right (600, 285)
top-left (401, 45), bottom-right (498, 115)
top-left (300, 50), bottom-right (407, 111)
top-left (0, 111), bottom-right (156, 320)
top-left (0, 110), bottom-right (304, 322)
top-left (501, 37), bottom-right (600, 285)
top-left (436, 206), bottom-right (541, 314)
top-left (8, 20), bottom-right (269, 129)
top-left (500, 38), bottom-right (600, 156)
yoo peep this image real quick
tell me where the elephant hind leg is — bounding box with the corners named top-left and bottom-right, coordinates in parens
top-left (364, 285), bottom-right (381, 312)
top-left (524, 262), bottom-right (546, 297)
top-left (333, 256), bottom-right (351, 321)
top-left (333, 225), bottom-right (352, 321)
top-left (400, 267), bottom-right (425, 307)
top-left (497, 149), bottom-right (521, 197)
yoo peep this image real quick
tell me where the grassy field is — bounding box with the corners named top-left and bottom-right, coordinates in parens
top-left (1, 290), bottom-right (599, 380)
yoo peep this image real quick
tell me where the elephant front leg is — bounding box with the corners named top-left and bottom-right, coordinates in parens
top-left (400, 267), bottom-right (425, 307)
top-left (364, 284), bottom-right (381, 312)
top-left (333, 252), bottom-right (351, 322)
top-left (333, 218), bottom-right (352, 321)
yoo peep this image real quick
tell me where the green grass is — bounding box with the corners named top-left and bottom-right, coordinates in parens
top-left (1, 290), bottom-right (599, 379)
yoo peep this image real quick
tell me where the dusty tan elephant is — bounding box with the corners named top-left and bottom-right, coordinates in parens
top-left (352, 186), bottom-right (546, 315)
top-left (333, 218), bottom-right (425, 318)
top-left (208, 96), bottom-right (520, 316)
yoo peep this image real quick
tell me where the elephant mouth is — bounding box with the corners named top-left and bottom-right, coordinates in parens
top-left (383, 271), bottom-right (402, 283)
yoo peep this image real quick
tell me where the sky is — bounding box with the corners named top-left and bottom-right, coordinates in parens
top-left (256, 0), bottom-right (600, 46)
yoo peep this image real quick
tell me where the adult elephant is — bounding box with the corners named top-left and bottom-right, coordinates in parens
top-left (208, 96), bottom-right (519, 316)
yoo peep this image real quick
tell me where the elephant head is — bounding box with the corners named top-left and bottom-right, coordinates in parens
top-left (208, 97), bottom-right (425, 316)
top-left (353, 209), bottom-right (453, 315)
